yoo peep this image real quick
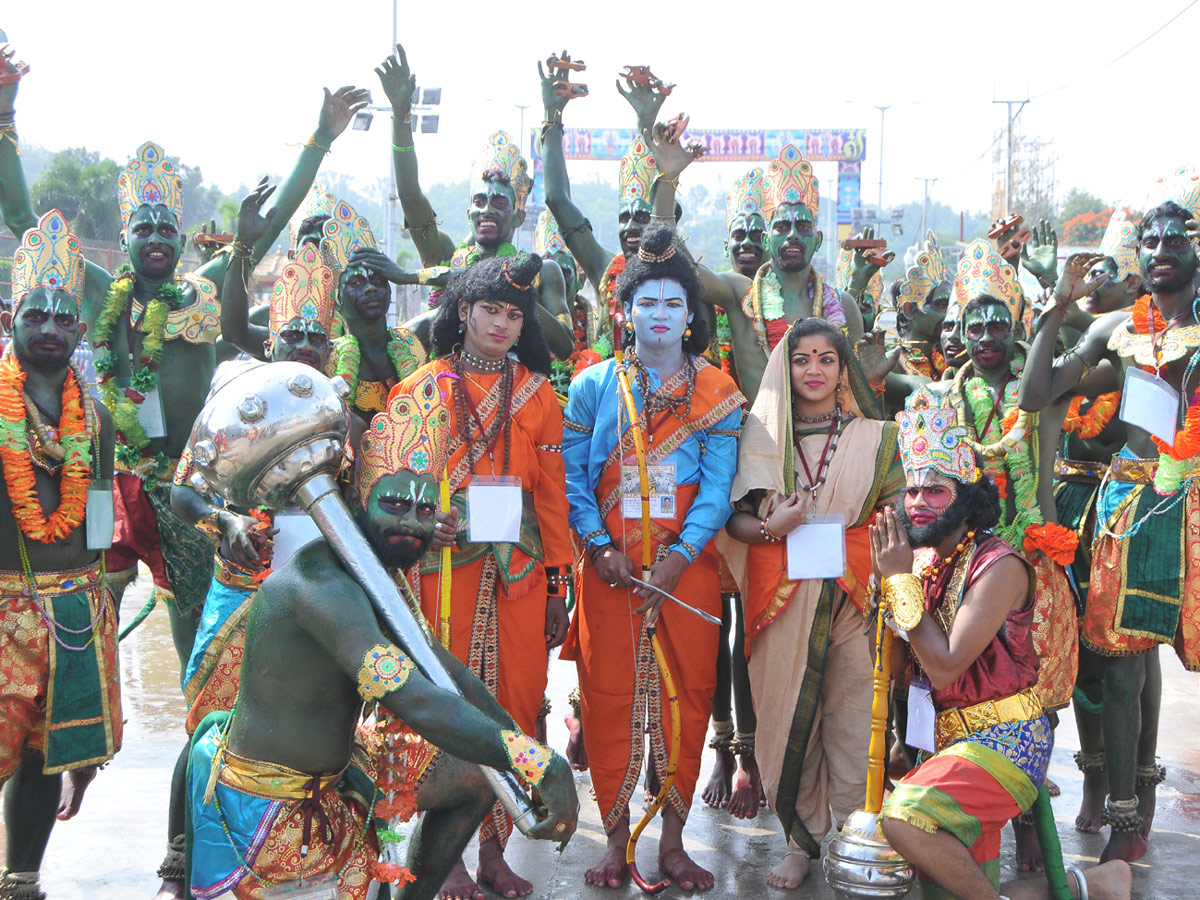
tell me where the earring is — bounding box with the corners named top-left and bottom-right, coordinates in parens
top-left (459, 319), bottom-right (466, 333)
top-left (683, 327), bottom-right (692, 339)
top-left (625, 321), bottom-right (634, 334)
top-left (837, 380), bottom-right (844, 391)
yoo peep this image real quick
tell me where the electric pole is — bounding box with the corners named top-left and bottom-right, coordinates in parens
top-left (993, 96), bottom-right (1028, 217)
top-left (915, 177), bottom-right (938, 240)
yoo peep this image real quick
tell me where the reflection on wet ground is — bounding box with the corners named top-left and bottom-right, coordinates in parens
top-left (3, 574), bottom-right (1197, 899)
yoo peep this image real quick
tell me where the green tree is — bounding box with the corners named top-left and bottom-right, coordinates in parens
top-left (29, 148), bottom-right (122, 242)
top-left (1060, 187), bottom-right (1107, 223)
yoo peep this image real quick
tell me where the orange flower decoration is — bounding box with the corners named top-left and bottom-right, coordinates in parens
top-left (1063, 392), bottom-right (1119, 439)
top-left (0, 355), bottom-right (92, 543)
top-left (1131, 295), bottom-right (1200, 462)
top-left (991, 469), bottom-right (1009, 500)
top-left (1022, 522), bottom-right (1079, 567)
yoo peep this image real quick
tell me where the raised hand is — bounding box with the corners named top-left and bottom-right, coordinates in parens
top-left (0, 45), bottom-right (28, 119)
top-left (868, 505), bottom-right (914, 581)
top-left (1051, 252), bottom-right (1108, 311)
top-left (538, 50), bottom-right (587, 120)
top-left (235, 178), bottom-right (277, 247)
top-left (642, 118), bottom-right (704, 181)
top-left (1020, 219), bottom-right (1059, 288)
top-left (350, 246), bottom-right (405, 284)
top-left (376, 44), bottom-right (416, 111)
top-left (856, 330), bottom-right (902, 384)
top-left (847, 227), bottom-right (894, 292)
top-left (616, 66), bottom-right (673, 129)
top-left (317, 85), bottom-right (371, 141)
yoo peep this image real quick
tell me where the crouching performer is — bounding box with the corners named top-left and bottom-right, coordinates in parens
top-left (870, 386), bottom-right (1131, 900)
top-left (186, 372), bottom-right (578, 900)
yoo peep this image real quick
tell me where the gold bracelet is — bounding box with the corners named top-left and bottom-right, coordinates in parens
top-left (882, 573), bottom-right (925, 631)
top-left (357, 643), bottom-right (415, 702)
top-left (195, 510), bottom-right (223, 546)
top-left (500, 729), bottom-right (555, 789)
top-left (654, 174), bottom-right (680, 190)
top-left (304, 133), bottom-right (332, 154)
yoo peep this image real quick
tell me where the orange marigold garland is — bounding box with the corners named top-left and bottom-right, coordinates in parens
top-left (1063, 392), bottom-right (1120, 439)
top-left (1022, 522), bottom-right (1079, 567)
top-left (0, 355), bottom-right (93, 543)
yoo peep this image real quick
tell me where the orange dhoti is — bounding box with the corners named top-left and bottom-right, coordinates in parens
top-left (562, 484), bottom-right (722, 832)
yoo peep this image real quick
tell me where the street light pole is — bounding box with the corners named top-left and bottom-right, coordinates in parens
top-left (916, 177), bottom-right (937, 239)
top-left (385, 0), bottom-right (399, 264)
top-left (875, 105), bottom-right (890, 216)
top-left (992, 97), bottom-right (1028, 217)
top-left (514, 103), bottom-right (531, 251)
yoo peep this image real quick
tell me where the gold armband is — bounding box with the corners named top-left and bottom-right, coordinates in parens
top-left (195, 510), bottom-right (223, 546)
top-left (882, 573), bottom-right (925, 631)
top-left (500, 729), bottom-right (554, 789)
top-left (304, 133), bottom-right (331, 154)
top-left (357, 643), bottom-right (416, 702)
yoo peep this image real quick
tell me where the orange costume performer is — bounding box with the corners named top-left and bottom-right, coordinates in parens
top-left (719, 323), bottom-right (903, 858)
top-left (561, 347), bottom-right (744, 832)
top-left (395, 354), bottom-right (571, 843)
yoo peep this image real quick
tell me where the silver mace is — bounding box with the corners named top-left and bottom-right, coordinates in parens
top-left (186, 359), bottom-right (541, 835)
top-left (822, 606), bottom-right (916, 898)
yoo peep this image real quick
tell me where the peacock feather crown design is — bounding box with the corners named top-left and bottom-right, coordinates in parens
top-left (899, 231), bottom-right (948, 309)
top-left (288, 182), bottom-right (338, 250)
top-left (117, 141), bottom-right (184, 232)
top-left (618, 133), bottom-right (657, 207)
top-left (356, 371), bottom-right (451, 503)
top-left (953, 238), bottom-right (1021, 325)
top-left (319, 200), bottom-right (377, 274)
top-left (1150, 164), bottom-right (1200, 220)
top-left (10, 209), bottom-right (86, 308)
top-left (1097, 210), bottom-right (1139, 283)
top-left (533, 208), bottom-right (567, 258)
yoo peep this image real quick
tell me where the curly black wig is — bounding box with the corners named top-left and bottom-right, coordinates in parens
top-left (430, 252), bottom-right (553, 376)
top-left (615, 224), bottom-right (709, 355)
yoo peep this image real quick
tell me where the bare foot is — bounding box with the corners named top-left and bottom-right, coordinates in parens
top-left (584, 837), bottom-right (629, 888)
top-left (1013, 817), bottom-right (1044, 872)
top-left (151, 880), bottom-right (184, 900)
top-left (564, 713), bottom-right (588, 771)
top-left (534, 711), bottom-right (548, 745)
top-left (701, 747), bottom-right (735, 809)
top-left (1074, 860), bottom-right (1133, 900)
top-left (57, 765), bottom-right (98, 820)
top-left (1100, 830), bottom-right (1147, 864)
top-left (477, 845), bottom-right (532, 899)
top-left (1076, 768), bottom-right (1108, 833)
top-left (727, 755), bottom-right (762, 820)
top-left (439, 860), bottom-right (485, 900)
top-left (766, 851), bottom-right (811, 890)
top-left (644, 765), bottom-right (661, 803)
top-left (659, 847), bottom-right (714, 891)
top-left (1045, 776), bottom-right (1061, 797)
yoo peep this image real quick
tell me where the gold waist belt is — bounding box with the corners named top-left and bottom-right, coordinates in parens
top-left (1054, 457), bottom-right (1109, 483)
top-left (1108, 455), bottom-right (1200, 484)
top-left (218, 744), bottom-right (346, 801)
top-left (935, 687), bottom-right (1043, 748)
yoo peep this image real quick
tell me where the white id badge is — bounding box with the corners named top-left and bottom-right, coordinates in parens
top-left (262, 872), bottom-right (338, 899)
top-left (271, 511), bottom-right (322, 569)
top-left (786, 513), bottom-right (846, 580)
top-left (136, 387), bottom-right (168, 439)
top-left (1119, 368), bottom-right (1180, 445)
top-left (85, 480), bottom-right (114, 551)
top-left (622, 464), bottom-right (677, 518)
top-left (467, 476), bottom-right (522, 543)
top-left (907, 676), bottom-right (938, 753)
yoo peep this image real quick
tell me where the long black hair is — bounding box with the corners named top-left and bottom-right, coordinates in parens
top-left (430, 252), bottom-right (553, 376)
top-left (615, 224), bottom-right (709, 355)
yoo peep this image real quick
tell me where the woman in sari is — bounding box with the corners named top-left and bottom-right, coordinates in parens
top-left (722, 318), bottom-right (904, 890)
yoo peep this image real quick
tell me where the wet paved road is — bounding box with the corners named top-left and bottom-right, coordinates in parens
top-left (4, 575), bottom-right (1197, 899)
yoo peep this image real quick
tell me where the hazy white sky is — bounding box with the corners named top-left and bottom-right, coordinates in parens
top-left (3, 0), bottom-right (1196, 218)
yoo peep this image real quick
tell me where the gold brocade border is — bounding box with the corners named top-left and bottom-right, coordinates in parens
top-left (218, 745), bottom-right (345, 800)
top-left (0, 562), bottom-right (103, 596)
top-left (1054, 457), bottom-right (1110, 482)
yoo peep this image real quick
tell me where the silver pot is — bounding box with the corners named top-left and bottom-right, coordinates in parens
top-left (823, 809), bottom-right (915, 899)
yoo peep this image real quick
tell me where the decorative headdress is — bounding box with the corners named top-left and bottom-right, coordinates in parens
top-left (472, 131), bottom-right (532, 213)
top-left (618, 133), bottom-right (657, 207)
top-left (288, 182), bottom-right (338, 249)
top-left (356, 371), bottom-right (451, 503)
top-left (762, 144), bottom-right (818, 221)
top-left (533, 208), bottom-right (567, 258)
top-left (1149, 164), bottom-right (1200, 220)
top-left (319, 200), bottom-right (377, 274)
top-left (117, 141), bottom-right (184, 233)
top-left (10, 209), bottom-right (86, 309)
top-left (1097, 209), bottom-right (1139, 283)
top-left (896, 385), bottom-right (980, 483)
top-left (269, 243), bottom-right (336, 344)
top-left (899, 231), bottom-right (948, 309)
top-left (952, 238), bottom-right (1021, 324)
top-left (836, 246), bottom-right (883, 306)
top-left (725, 167), bottom-right (764, 233)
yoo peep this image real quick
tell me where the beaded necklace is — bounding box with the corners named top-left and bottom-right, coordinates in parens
top-left (793, 406), bottom-right (844, 499)
top-left (628, 348), bottom-right (697, 425)
top-left (452, 352), bottom-right (514, 474)
top-left (16, 533), bottom-right (108, 652)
